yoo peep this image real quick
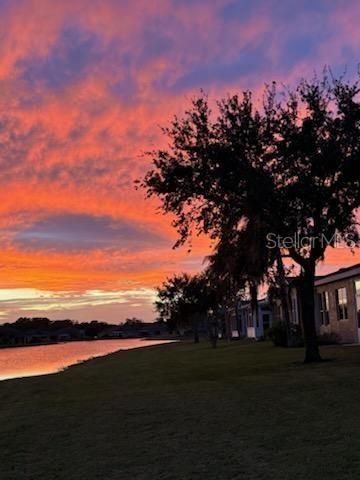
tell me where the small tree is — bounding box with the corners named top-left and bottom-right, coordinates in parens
top-left (156, 273), bottom-right (210, 343)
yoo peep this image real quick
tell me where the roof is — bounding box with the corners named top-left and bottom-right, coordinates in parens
top-left (315, 263), bottom-right (360, 287)
top-left (239, 298), bottom-right (269, 308)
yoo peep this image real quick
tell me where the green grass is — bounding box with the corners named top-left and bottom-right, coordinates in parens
top-left (2, 340), bottom-right (360, 480)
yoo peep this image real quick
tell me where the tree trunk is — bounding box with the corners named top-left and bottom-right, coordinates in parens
top-left (249, 281), bottom-right (258, 335)
top-left (192, 314), bottom-right (200, 343)
top-left (276, 251), bottom-right (292, 347)
top-left (208, 314), bottom-right (218, 348)
top-left (224, 308), bottom-right (232, 342)
top-left (299, 262), bottom-right (322, 363)
top-left (235, 300), bottom-right (242, 338)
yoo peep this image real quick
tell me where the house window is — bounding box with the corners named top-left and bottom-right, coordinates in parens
top-left (336, 287), bottom-right (348, 321)
top-left (318, 291), bottom-right (330, 325)
top-left (356, 280), bottom-right (360, 328)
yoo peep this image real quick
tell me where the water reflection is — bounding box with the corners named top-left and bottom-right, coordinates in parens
top-left (0, 339), bottom-right (175, 381)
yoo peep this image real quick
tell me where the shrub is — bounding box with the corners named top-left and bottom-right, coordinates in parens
top-left (266, 322), bottom-right (287, 346)
top-left (317, 332), bottom-right (340, 345)
top-left (267, 322), bottom-right (303, 347)
top-left (268, 323), bottom-right (340, 347)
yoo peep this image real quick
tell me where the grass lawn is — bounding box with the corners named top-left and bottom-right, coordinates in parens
top-left (1, 340), bottom-right (360, 480)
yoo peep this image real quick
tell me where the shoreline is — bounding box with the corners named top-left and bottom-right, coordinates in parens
top-left (0, 338), bottom-right (179, 383)
top-left (0, 335), bottom-right (179, 351)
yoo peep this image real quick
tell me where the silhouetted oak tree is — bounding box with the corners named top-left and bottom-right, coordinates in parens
top-left (142, 73), bottom-right (360, 363)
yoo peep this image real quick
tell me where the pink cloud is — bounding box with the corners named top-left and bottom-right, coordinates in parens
top-left (0, 0), bottom-right (358, 321)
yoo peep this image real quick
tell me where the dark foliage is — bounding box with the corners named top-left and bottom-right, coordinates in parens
top-left (156, 273), bottom-right (220, 344)
top-left (141, 71), bottom-right (360, 362)
top-left (267, 322), bottom-right (303, 347)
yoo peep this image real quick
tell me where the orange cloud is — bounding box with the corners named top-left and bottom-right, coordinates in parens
top-left (0, 0), bottom-right (358, 321)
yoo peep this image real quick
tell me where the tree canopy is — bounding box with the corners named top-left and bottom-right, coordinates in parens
top-left (142, 72), bottom-right (360, 362)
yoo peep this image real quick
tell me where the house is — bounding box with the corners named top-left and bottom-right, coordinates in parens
top-left (238, 263), bottom-right (360, 344)
top-left (99, 321), bottom-right (169, 339)
top-left (227, 307), bottom-right (241, 338)
top-left (268, 263), bottom-right (360, 344)
top-left (237, 298), bottom-right (273, 339)
top-left (27, 331), bottom-right (51, 344)
top-left (99, 327), bottom-right (124, 339)
top-left (52, 327), bottom-right (86, 342)
top-left (315, 264), bottom-right (360, 344)
top-left (270, 278), bottom-right (301, 327)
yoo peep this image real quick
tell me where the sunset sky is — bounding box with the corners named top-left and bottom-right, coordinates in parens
top-left (0, 0), bottom-right (359, 323)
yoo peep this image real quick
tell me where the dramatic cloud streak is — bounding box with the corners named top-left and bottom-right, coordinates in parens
top-left (0, 0), bottom-right (358, 321)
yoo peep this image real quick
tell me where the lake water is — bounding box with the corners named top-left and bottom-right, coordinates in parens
top-left (0, 339), bottom-right (175, 381)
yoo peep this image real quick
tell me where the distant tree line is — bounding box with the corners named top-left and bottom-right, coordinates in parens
top-left (0, 317), bottom-right (166, 346)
